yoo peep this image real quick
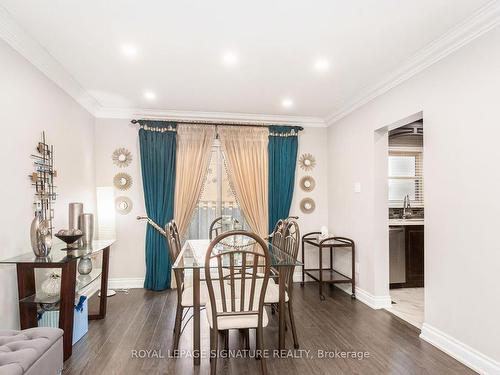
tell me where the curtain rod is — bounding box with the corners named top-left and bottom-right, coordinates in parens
top-left (130, 119), bottom-right (304, 131)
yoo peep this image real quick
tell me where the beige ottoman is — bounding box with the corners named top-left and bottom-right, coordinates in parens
top-left (0, 328), bottom-right (63, 375)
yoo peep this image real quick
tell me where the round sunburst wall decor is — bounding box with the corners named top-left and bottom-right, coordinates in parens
top-left (113, 173), bottom-right (133, 191)
top-left (112, 148), bottom-right (132, 168)
top-left (300, 198), bottom-right (316, 214)
top-left (299, 176), bottom-right (316, 192)
top-left (115, 196), bottom-right (133, 215)
top-left (298, 153), bottom-right (316, 171)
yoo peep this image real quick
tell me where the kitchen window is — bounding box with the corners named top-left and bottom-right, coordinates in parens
top-left (186, 139), bottom-right (247, 239)
top-left (388, 148), bottom-right (423, 207)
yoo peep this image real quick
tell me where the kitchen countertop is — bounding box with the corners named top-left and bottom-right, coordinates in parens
top-left (389, 219), bottom-right (424, 226)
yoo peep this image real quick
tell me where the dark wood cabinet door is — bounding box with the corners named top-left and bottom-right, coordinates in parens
top-left (405, 226), bottom-right (424, 287)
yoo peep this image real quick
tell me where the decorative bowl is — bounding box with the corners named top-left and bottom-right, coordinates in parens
top-left (55, 234), bottom-right (83, 249)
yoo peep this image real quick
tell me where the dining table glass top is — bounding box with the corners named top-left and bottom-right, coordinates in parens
top-left (172, 238), bottom-right (302, 270)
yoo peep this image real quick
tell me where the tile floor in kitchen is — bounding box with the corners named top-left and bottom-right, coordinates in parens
top-left (387, 288), bottom-right (424, 329)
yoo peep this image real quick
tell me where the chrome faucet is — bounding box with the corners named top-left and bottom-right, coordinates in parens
top-left (402, 194), bottom-right (412, 219)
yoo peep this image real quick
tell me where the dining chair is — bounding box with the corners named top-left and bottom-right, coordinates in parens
top-left (265, 218), bottom-right (300, 349)
top-left (209, 216), bottom-right (241, 240)
top-left (205, 230), bottom-right (271, 375)
top-left (165, 220), bottom-right (209, 351)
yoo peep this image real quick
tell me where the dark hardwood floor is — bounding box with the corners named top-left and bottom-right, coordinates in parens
top-left (63, 283), bottom-right (474, 374)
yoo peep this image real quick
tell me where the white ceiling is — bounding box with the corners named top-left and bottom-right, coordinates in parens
top-left (0, 0), bottom-right (493, 122)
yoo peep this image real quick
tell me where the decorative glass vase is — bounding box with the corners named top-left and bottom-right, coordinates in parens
top-left (41, 272), bottom-right (61, 297)
top-left (78, 257), bottom-right (93, 275)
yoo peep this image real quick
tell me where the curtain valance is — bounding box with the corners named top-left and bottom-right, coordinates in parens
top-left (269, 126), bottom-right (301, 137)
top-left (137, 120), bottom-right (177, 132)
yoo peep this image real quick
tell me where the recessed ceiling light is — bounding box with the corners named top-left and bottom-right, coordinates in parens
top-left (143, 91), bottom-right (156, 100)
top-left (313, 58), bottom-right (330, 72)
top-left (281, 98), bottom-right (294, 109)
top-left (222, 51), bottom-right (238, 66)
top-left (121, 44), bottom-right (138, 58)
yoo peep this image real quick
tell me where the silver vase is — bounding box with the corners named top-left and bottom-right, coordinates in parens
top-left (78, 213), bottom-right (94, 245)
top-left (78, 257), bottom-right (93, 275)
top-left (30, 213), bottom-right (52, 257)
top-left (69, 203), bottom-right (83, 230)
top-left (30, 213), bottom-right (41, 253)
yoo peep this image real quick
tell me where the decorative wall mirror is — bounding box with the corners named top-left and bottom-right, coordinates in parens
top-left (112, 148), bottom-right (132, 168)
top-left (113, 173), bottom-right (132, 191)
top-left (115, 196), bottom-right (133, 215)
top-left (299, 176), bottom-right (316, 192)
top-left (300, 198), bottom-right (316, 214)
top-left (299, 153), bottom-right (316, 171)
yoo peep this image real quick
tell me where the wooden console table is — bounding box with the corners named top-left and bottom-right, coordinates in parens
top-left (301, 233), bottom-right (355, 300)
top-left (0, 239), bottom-right (114, 360)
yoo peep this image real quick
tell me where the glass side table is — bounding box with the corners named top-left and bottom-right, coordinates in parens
top-left (0, 239), bottom-right (115, 360)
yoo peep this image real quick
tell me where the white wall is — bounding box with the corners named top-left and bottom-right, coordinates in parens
top-left (94, 119), bottom-right (329, 284)
top-left (0, 40), bottom-right (96, 329)
top-left (94, 118), bottom-right (146, 284)
top-left (289, 127), bottom-right (329, 276)
top-left (327, 26), bottom-right (500, 364)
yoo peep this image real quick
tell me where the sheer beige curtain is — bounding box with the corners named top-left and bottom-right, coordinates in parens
top-left (218, 126), bottom-right (269, 239)
top-left (174, 124), bottom-right (215, 237)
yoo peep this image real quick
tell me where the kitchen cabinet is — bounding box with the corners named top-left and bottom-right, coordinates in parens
top-left (405, 225), bottom-right (424, 287)
top-left (389, 225), bottom-right (424, 288)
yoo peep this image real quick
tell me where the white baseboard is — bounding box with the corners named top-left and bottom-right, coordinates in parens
top-left (108, 278), bottom-right (144, 289)
top-left (295, 274), bottom-right (391, 310)
top-left (336, 284), bottom-right (392, 310)
top-left (420, 323), bottom-right (500, 375)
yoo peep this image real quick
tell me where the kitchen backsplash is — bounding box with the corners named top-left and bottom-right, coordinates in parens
top-left (389, 207), bottom-right (424, 219)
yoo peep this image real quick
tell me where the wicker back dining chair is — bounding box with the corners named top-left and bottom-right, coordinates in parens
top-left (209, 216), bottom-right (241, 240)
top-left (265, 217), bottom-right (300, 349)
top-left (205, 230), bottom-right (271, 375)
top-left (165, 220), bottom-right (208, 351)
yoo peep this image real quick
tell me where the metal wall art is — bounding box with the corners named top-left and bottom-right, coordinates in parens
top-left (115, 196), bottom-right (133, 215)
top-left (298, 153), bottom-right (316, 171)
top-left (113, 172), bottom-right (133, 191)
top-left (29, 131), bottom-right (57, 257)
top-left (112, 148), bottom-right (132, 168)
top-left (300, 198), bottom-right (316, 214)
top-left (299, 176), bottom-right (316, 192)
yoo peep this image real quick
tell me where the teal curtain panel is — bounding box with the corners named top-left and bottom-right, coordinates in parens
top-left (268, 126), bottom-right (299, 232)
top-left (139, 121), bottom-right (177, 290)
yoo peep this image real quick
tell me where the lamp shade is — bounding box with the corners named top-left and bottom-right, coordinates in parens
top-left (96, 186), bottom-right (116, 240)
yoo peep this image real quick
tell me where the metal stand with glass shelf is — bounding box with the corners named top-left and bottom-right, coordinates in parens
top-left (0, 239), bottom-right (114, 360)
top-left (301, 233), bottom-right (355, 301)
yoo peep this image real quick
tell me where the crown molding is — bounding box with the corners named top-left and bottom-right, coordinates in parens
top-left (325, 0), bottom-right (500, 126)
top-left (95, 107), bottom-right (327, 127)
top-left (0, 5), bottom-right (101, 115)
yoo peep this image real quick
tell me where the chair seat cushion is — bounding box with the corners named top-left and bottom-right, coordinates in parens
top-left (205, 299), bottom-right (268, 330)
top-left (0, 328), bottom-right (63, 374)
top-left (264, 281), bottom-right (289, 303)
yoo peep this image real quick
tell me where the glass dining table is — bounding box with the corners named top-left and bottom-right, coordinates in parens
top-left (172, 239), bottom-right (302, 366)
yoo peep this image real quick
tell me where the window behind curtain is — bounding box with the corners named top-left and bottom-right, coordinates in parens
top-left (186, 139), bottom-right (248, 239)
top-left (388, 149), bottom-right (423, 207)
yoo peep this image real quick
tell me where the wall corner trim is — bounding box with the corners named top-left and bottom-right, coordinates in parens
top-left (420, 323), bottom-right (500, 374)
top-left (325, 0), bottom-right (500, 126)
